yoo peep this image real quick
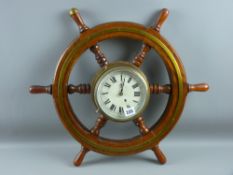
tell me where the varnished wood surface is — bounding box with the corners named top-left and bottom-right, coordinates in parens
top-left (188, 83), bottom-right (209, 92)
top-left (134, 117), bottom-right (149, 134)
top-left (153, 8), bottom-right (169, 32)
top-left (69, 8), bottom-right (89, 33)
top-left (151, 145), bottom-right (167, 164)
top-left (133, 44), bottom-right (151, 67)
top-left (150, 84), bottom-right (171, 94)
top-left (29, 85), bottom-right (52, 94)
top-left (73, 146), bottom-right (89, 166)
top-left (90, 45), bottom-right (108, 67)
top-left (90, 115), bottom-right (107, 136)
top-left (68, 84), bottom-right (91, 94)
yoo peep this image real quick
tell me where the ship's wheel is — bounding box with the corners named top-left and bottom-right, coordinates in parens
top-left (30, 8), bottom-right (209, 166)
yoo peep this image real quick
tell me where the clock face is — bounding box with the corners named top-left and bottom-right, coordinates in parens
top-left (93, 62), bottom-right (150, 122)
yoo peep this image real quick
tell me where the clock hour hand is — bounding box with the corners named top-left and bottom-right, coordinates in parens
top-left (119, 78), bottom-right (125, 96)
top-left (119, 84), bottom-right (123, 96)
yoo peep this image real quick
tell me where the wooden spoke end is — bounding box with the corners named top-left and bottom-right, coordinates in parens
top-left (29, 85), bottom-right (52, 95)
top-left (73, 146), bottom-right (89, 166)
top-left (188, 83), bottom-right (209, 92)
top-left (69, 8), bottom-right (89, 33)
top-left (153, 8), bottom-right (169, 32)
top-left (151, 145), bottom-right (167, 164)
top-left (150, 84), bottom-right (171, 94)
top-left (68, 84), bottom-right (91, 94)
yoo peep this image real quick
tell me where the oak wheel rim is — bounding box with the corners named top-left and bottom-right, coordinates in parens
top-left (52, 22), bottom-right (188, 155)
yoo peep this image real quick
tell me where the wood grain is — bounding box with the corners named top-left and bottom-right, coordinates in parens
top-left (150, 84), bottom-right (171, 94)
top-left (188, 83), bottom-right (209, 92)
top-left (73, 147), bottom-right (89, 166)
top-left (153, 8), bottom-right (169, 32)
top-left (68, 84), bottom-right (91, 94)
top-left (29, 85), bottom-right (52, 95)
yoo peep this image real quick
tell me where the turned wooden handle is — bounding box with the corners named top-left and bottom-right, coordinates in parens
top-left (134, 117), bottom-right (149, 135)
top-left (29, 85), bottom-right (52, 94)
top-left (69, 8), bottom-right (89, 33)
top-left (151, 145), bottom-right (167, 164)
top-left (73, 147), bottom-right (89, 166)
top-left (150, 84), bottom-right (171, 94)
top-left (68, 84), bottom-right (91, 94)
top-left (90, 45), bottom-right (108, 67)
top-left (188, 83), bottom-right (209, 92)
top-left (154, 8), bottom-right (169, 32)
top-left (132, 8), bottom-right (169, 67)
top-left (132, 44), bottom-right (151, 67)
top-left (91, 115), bottom-right (107, 136)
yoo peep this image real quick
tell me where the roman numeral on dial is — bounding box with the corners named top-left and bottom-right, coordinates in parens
top-left (104, 98), bottom-right (111, 105)
top-left (132, 83), bottom-right (139, 89)
top-left (104, 82), bottom-right (111, 88)
top-left (110, 76), bottom-right (116, 83)
top-left (119, 106), bottom-right (124, 114)
top-left (134, 91), bottom-right (140, 96)
top-left (128, 77), bottom-right (132, 83)
top-left (110, 104), bottom-right (116, 111)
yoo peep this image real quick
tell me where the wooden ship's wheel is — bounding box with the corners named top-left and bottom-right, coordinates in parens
top-left (30, 8), bottom-right (209, 166)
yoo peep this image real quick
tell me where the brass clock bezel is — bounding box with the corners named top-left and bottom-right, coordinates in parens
top-left (91, 61), bottom-right (150, 122)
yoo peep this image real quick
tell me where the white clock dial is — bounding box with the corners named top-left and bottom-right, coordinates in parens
top-left (93, 62), bottom-right (150, 122)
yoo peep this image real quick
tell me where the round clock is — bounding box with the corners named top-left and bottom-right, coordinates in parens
top-left (92, 62), bottom-right (150, 122)
top-left (29, 8), bottom-right (209, 166)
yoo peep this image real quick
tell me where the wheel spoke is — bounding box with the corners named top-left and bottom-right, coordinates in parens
top-left (73, 115), bottom-right (107, 166)
top-left (134, 116), bottom-right (167, 164)
top-left (188, 83), bottom-right (209, 92)
top-left (150, 84), bottom-right (171, 94)
top-left (29, 85), bottom-right (52, 95)
top-left (69, 8), bottom-right (108, 67)
top-left (134, 116), bottom-right (149, 135)
top-left (152, 8), bottom-right (169, 32)
top-left (90, 45), bottom-right (108, 67)
top-left (151, 145), bottom-right (167, 164)
top-left (73, 146), bottom-right (89, 166)
top-left (132, 8), bottom-right (169, 67)
top-left (132, 44), bottom-right (151, 67)
top-left (68, 84), bottom-right (91, 94)
top-left (90, 115), bottom-right (108, 136)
